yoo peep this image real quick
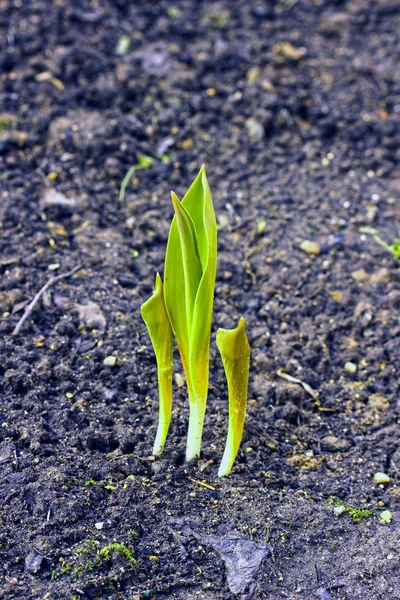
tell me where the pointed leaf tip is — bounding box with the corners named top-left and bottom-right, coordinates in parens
top-left (170, 191), bottom-right (180, 209)
top-left (155, 272), bottom-right (162, 287)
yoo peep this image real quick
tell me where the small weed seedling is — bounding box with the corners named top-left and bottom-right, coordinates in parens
top-left (360, 226), bottom-right (400, 260)
top-left (119, 154), bottom-right (153, 203)
top-left (141, 166), bottom-right (250, 475)
top-left (326, 497), bottom-right (374, 523)
top-left (51, 540), bottom-right (136, 580)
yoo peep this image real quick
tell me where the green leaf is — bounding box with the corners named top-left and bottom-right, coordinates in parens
top-left (141, 274), bottom-right (173, 455)
top-left (170, 191), bottom-right (202, 331)
top-left (138, 155), bottom-right (154, 168)
top-left (392, 239), bottom-right (400, 258)
top-left (216, 317), bottom-right (250, 476)
top-left (164, 166), bottom-right (217, 460)
top-left (156, 153), bottom-right (172, 162)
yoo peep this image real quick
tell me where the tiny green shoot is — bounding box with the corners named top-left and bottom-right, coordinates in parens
top-left (217, 318), bottom-right (250, 477)
top-left (360, 226), bottom-right (400, 259)
top-left (326, 497), bottom-right (374, 523)
top-left (119, 154), bottom-right (154, 202)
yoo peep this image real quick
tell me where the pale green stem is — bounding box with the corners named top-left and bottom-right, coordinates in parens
top-left (218, 425), bottom-right (239, 477)
top-left (185, 391), bottom-right (207, 462)
top-left (177, 347), bottom-right (208, 462)
top-left (152, 367), bottom-right (172, 456)
top-left (216, 319), bottom-right (250, 477)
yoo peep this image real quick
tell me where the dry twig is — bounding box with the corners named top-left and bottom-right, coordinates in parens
top-left (12, 264), bottom-right (82, 335)
top-left (187, 476), bottom-right (216, 491)
top-left (276, 368), bottom-right (319, 399)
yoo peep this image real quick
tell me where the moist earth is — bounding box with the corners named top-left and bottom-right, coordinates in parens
top-left (0, 1), bottom-right (399, 599)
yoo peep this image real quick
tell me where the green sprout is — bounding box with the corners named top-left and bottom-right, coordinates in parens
top-left (360, 226), bottom-right (400, 259)
top-left (326, 497), bottom-right (374, 523)
top-left (217, 318), bottom-right (251, 477)
top-left (141, 274), bottom-right (173, 455)
top-left (83, 479), bottom-right (97, 487)
top-left (164, 166), bottom-right (217, 462)
top-left (119, 154), bottom-right (154, 202)
top-left (141, 166), bottom-right (250, 474)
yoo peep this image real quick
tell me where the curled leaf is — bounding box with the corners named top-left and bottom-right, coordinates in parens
top-left (141, 274), bottom-right (173, 455)
top-left (217, 318), bottom-right (250, 477)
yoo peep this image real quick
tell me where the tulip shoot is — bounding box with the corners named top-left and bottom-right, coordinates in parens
top-left (216, 318), bottom-right (250, 477)
top-left (141, 166), bottom-right (250, 473)
top-left (141, 273), bottom-right (173, 455)
top-left (164, 166), bottom-right (217, 461)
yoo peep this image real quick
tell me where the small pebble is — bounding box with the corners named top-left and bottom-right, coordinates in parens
top-left (247, 66), bottom-right (262, 83)
top-left (379, 510), bottom-right (392, 523)
top-left (351, 269), bottom-right (369, 282)
top-left (374, 472), bottom-right (391, 484)
top-left (245, 117), bottom-right (265, 142)
top-left (217, 214), bottom-right (229, 228)
top-left (370, 268), bottom-right (390, 285)
top-left (47, 171), bottom-right (57, 183)
top-left (344, 361), bottom-right (357, 374)
top-left (126, 216), bottom-right (136, 229)
top-left (95, 522), bottom-right (104, 530)
top-left (329, 290), bottom-right (343, 303)
top-left (333, 505), bottom-right (346, 516)
top-left (174, 373), bottom-right (184, 388)
top-left (103, 355), bottom-right (117, 367)
top-left (260, 79), bottom-right (275, 92)
top-left (322, 435), bottom-right (351, 452)
top-left (300, 240), bottom-right (321, 256)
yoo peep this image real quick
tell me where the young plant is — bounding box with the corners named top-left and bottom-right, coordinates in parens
top-left (360, 226), bottom-right (400, 260)
top-left (164, 166), bottom-right (217, 461)
top-left (141, 274), bottom-right (173, 455)
top-left (216, 318), bottom-right (250, 477)
top-left (141, 166), bottom-right (250, 473)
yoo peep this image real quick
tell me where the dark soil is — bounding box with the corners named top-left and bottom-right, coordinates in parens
top-left (1, 1), bottom-right (400, 599)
